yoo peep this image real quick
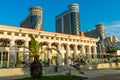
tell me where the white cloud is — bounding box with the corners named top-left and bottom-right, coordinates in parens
top-left (105, 21), bottom-right (120, 39)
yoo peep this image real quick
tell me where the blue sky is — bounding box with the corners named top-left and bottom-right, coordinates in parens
top-left (0, 0), bottom-right (120, 39)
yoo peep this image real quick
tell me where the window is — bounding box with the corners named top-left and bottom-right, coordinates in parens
top-left (0, 31), bottom-right (3, 34)
top-left (35, 35), bottom-right (38, 38)
top-left (51, 37), bottom-right (54, 39)
top-left (46, 36), bottom-right (49, 39)
top-left (22, 33), bottom-right (25, 37)
top-left (65, 38), bottom-right (67, 41)
top-left (15, 33), bottom-right (19, 36)
top-left (61, 38), bottom-right (63, 40)
top-left (7, 32), bottom-right (11, 35)
top-left (40, 36), bottom-right (44, 39)
top-left (56, 37), bottom-right (59, 40)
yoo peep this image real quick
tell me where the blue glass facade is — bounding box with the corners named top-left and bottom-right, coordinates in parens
top-left (20, 6), bottom-right (42, 30)
top-left (56, 3), bottom-right (80, 35)
top-left (20, 15), bottom-right (41, 29)
top-left (70, 12), bottom-right (80, 35)
top-left (30, 15), bottom-right (40, 29)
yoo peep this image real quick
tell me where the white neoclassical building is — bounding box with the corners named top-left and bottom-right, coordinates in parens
top-left (0, 24), bottom-right (98, 67)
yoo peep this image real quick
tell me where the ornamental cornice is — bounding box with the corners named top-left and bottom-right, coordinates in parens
top-left (0, 24), bottom-right (98, 45)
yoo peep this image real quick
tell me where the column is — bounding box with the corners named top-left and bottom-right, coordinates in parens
top-left (74, 44), bottom-right (78, 58)
top-left (24, 41), bottom-right (29, 63)
top-left (66, 44), bottom-right (70, 65)
top-left (81, 45), bottom-right (85, 54)
top-left (93, 46), bottom-right (97, 59)
top-left (81, 45), bottom-right (86, 60)
top-left (7, 51), bottom-right (10, 68)
top-left (24, 41), bottom-right (29, 53)
top-left (10, 40), bottom-right (15, 47)
top-left (58, 43), bottom-right (64, 65)
top-left (1, 51), bottom-right (3, 68)
top-left (9, 39), bottom-right (15, 67)
top-left (48, 43), bottom-right (51, 66)
top-left (25, 41), bottom-right (29, 48)
top-left (88, 46), bottom-right (91, 59)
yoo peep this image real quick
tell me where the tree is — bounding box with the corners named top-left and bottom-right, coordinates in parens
top-left (106, 45), bottom-right (117, 54)
top-left (28, 34), bottom-right (61, 78)
top-left (28, 34), bottom-right (43, 78)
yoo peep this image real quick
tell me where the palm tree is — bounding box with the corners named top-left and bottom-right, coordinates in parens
top-left (28, 34), bottom-right (42, 78)
top-left (28, 34), bottom-right (61, 78)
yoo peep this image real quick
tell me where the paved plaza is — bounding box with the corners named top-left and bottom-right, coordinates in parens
top-left (86, 74), bottom-right (120, 80)
top-left (81, 69), bottom-right (120, 80)
top-left (0, 69), bottom-right (120, 80)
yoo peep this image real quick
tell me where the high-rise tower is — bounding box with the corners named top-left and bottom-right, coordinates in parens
top-left (20, 6), bottom-right (43, 30)
top-left (85, 24), bottom-right (105, 41)
top-left (95, 24), bottom-right (105, 42)
top-left (56, 3), bottom-right (80, 35)
top-left (85, 24), bottom-right (106, 53)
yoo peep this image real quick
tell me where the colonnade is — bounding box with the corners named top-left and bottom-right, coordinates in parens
top-left (0, 38), bottom-right (97, 67)
top-left (0, 25), bottom-right (98, 67)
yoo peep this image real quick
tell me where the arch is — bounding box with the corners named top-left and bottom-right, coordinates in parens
top-left (0, 38), bottom-right (10, 47)
top-left (61, 43), bottom-right (67, 65)
top-left (33, 42), bottom-right (63, 66)
top-left (15, 39), bottom-right (25, 46)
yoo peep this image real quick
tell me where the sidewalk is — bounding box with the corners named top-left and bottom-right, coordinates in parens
top-left (0, 71), bottom-right (67, 80)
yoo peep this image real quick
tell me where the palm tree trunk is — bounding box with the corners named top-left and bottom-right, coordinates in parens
top-left (30, 55), bottom-right (42, 78)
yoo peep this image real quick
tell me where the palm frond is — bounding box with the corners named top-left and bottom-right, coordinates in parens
top-left (29, 34), bottom-right (36, 43)
top-left (29, 34), bottom-right (42, 56)
top-left (42, 47), bottom-right (61, 56)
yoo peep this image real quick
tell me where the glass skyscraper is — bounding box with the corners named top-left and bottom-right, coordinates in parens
top-left (20, 6), bottom-right (43, 30)
top-left (56, 3), bottom-right (80, 35)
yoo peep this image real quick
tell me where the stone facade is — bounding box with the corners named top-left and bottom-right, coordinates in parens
top-left (104, 36), bottom-right (120, 50)
top-left (0, 24), bottom-right (98, 67)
